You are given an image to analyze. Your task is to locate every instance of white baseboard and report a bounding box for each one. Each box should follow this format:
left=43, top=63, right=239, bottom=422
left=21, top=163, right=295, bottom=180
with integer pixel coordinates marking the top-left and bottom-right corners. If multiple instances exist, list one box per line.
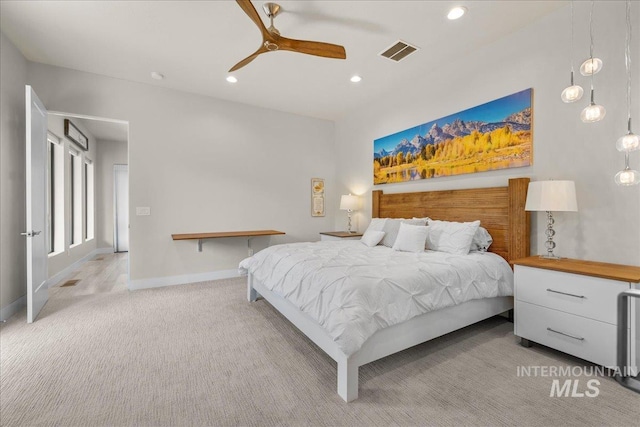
left=0, top=295, right=27, bottom=322
left=128, top=269, right=240, bottom=291
left=47, top=247, right=114, bottom=288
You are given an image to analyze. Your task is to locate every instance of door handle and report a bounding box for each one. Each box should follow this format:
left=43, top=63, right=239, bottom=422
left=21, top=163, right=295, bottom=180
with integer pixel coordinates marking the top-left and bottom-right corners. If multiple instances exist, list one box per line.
left=20, top=230, right=42, bottom=237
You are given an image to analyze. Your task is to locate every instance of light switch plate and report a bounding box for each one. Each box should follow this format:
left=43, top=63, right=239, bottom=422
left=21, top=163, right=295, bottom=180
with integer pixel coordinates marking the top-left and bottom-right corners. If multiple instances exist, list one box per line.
left=136, top=207, right=151, bottom=216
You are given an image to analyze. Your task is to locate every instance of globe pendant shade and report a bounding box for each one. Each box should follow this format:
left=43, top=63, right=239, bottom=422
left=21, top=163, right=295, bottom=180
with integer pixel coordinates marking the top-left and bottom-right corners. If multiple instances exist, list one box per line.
left=616, top=133, right=640, bottom=152
left=614, top=168, right=640, bottom=186
left=561, top=85, right=584, bottom=103
left=580, top=57, right=603, bottom=76
left=581, top=103, right=606, bottom=123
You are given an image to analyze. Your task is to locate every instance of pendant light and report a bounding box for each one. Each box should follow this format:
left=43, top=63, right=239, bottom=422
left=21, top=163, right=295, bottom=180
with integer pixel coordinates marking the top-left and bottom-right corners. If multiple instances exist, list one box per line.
left=615, top=154, right=640, bottom=186
left=580, top=1, right=603, bottom=77
left=580, top=57, right=603, bottom=76
left=615, top=1, right=640, bottom=186
left=616, top=0, right=640, bottom=153
left=581, top=1, right=605, bottom=123
left=561, top=1, right=584, bottom=103
left=581, top=89, right=606, bottom=122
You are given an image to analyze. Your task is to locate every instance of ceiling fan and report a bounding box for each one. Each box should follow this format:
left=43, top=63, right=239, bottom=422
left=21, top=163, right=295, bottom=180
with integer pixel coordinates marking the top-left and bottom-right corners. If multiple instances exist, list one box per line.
left=230, top=0, right=347, bottom=72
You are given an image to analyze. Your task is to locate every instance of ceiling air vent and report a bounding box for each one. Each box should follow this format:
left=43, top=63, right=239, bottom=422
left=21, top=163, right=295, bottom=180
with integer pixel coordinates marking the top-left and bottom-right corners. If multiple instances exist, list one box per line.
left=379, top=40, right=419, bottom=62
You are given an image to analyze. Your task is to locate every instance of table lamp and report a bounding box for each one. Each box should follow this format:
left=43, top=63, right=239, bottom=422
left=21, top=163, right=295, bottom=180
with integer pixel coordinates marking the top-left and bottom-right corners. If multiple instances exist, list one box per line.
left=340, top=194, right=360, bottom=233
left=525, top=180, right=578, bottom=259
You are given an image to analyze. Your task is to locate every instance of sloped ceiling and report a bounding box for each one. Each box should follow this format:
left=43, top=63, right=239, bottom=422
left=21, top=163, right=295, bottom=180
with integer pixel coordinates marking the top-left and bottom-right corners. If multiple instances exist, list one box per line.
left=1, top=1, right=566, bottom=121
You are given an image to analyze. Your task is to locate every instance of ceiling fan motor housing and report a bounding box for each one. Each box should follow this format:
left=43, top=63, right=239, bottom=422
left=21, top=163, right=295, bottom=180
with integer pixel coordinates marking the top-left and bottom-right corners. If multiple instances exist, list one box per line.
left=262, top=2, right=281, bottom=18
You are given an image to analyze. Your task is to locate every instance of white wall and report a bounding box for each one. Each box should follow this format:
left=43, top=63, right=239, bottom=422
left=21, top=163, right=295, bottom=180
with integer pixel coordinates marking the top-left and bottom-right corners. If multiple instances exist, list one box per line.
left=46, top=114, right=98, bottom=278
left=96, top=139, right=127, bottom=249
left=0, top=33, right=27, bottom=314
left=334, top=2, right=640, bottom=266
left=26, top=64, right=337, bottom=285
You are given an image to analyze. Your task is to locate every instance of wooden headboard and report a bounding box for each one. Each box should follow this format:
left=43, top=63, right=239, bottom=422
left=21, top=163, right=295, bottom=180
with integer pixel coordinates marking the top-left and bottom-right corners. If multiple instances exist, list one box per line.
left=372, top=177, right=530, bottom=263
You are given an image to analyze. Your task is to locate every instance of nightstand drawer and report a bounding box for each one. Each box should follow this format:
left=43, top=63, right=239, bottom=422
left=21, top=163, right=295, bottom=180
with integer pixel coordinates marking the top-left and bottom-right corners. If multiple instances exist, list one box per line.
left=516, top=301, right=620, bottom=368
left=515, top=265, right=628, bottom=324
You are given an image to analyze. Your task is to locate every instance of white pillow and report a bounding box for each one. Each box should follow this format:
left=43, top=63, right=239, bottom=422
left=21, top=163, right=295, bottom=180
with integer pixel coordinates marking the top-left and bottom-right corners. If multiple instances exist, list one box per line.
left=381, top=218, right=427, bottom=248
left=392, top=223, right=428, bottom=253
left=360, top=230, right=386, bottom=247
left=364, top=218, right=387, bottom=233
left=426, top=220, right=481, bottom=255
left=470, top=227, right=493, bottom=252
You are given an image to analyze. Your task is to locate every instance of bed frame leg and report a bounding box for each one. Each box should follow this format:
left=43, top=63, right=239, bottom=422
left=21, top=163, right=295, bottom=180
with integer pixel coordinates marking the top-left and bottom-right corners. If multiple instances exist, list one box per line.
left=247, top=275, right=259, bottom=302
left=337, top=358, right=359, bottom=402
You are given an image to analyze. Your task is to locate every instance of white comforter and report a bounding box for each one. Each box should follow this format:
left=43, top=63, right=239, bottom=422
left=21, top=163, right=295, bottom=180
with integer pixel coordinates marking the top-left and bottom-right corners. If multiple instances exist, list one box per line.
left=239, top=241, right=514, bottom=356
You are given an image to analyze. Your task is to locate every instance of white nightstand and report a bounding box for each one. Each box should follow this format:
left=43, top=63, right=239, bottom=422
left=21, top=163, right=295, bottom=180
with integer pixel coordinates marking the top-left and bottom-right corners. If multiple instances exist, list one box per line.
left=512, top=256, right=639, bottom=371
left=319, top=231, right=363, bottom=241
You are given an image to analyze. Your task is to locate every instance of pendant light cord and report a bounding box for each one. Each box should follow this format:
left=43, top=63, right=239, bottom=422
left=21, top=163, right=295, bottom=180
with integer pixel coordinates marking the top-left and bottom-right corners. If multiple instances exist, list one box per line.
left=589, top=0, right=595, bottom=93
left=570, top=1, right=575, bottom=74
left=625, top=0, right=632, bottom=127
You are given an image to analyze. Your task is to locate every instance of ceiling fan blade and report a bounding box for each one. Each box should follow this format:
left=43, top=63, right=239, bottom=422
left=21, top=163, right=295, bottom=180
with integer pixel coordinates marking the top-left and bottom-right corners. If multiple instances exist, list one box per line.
left=235, top=0, right=269, bottom=39
left=229, top=45, right=269, bottom=72
left=278, top=36, right=346, bottom=60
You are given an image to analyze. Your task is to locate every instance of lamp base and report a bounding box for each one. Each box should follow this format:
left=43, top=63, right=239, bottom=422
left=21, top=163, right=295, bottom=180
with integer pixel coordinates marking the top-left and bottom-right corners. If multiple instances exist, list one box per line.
left=538, top=254, right=562, bottom=260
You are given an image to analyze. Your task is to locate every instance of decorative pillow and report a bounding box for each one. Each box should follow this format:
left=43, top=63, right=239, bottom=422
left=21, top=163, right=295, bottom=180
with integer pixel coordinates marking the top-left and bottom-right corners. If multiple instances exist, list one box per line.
left=470, top=226, right=493, bottom=252
left=392, top=223, right=429, bottom=253
left=413, top=217, right=432, bottom=223
left=425, top=220, right=481, bottom=255
left=360, top=230, right=386, bottom=247
left=364, top=218, right=387, bottom=233
left=381, top=218, right=427, bottom=248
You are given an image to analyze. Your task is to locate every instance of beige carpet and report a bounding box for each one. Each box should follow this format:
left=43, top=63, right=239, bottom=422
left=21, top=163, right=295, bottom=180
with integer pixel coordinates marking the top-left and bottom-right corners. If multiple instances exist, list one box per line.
left=1, top=268, right=639, bottom=426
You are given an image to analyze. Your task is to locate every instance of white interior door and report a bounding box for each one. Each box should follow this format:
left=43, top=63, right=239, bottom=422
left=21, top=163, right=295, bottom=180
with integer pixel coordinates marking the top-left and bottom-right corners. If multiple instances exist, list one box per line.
left=114, top=164, right=129, bottom=252
left=25, top=86, right=48, bottom=323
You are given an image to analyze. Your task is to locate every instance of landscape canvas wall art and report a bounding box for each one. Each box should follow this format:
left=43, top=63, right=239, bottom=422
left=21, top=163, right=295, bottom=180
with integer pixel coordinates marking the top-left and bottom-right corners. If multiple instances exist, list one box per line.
left=373, top=88, right=533, bottom=185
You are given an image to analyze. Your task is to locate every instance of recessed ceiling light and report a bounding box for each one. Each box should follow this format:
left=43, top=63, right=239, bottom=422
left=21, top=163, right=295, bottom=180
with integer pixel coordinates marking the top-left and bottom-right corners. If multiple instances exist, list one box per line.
left=226, top=75, right=238, bottom=83
left=150, top=71, right=164, bottom=80
left=350, top=75, right=362, bottom=83
left=447, top=6, right=467, bottom=20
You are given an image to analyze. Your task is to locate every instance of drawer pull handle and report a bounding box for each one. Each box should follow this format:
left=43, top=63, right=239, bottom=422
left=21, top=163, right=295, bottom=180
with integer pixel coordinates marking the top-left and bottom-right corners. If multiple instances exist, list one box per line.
left=546, top=288, right=585, bottom=299
left=547, top=327, right=585, bottom=341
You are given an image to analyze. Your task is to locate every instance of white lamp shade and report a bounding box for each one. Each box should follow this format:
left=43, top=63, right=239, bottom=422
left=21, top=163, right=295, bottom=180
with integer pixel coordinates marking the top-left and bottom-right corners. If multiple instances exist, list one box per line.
left=340, top=194, right=360, bottom=211
left=525, top=181, right=578, bottom=212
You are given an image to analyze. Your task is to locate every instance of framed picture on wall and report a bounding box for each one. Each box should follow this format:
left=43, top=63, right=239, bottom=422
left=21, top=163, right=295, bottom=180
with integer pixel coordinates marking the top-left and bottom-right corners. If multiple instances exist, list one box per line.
left=373, top=88, right=533, bottom=185
left=311, top=178, right=325, bottom=217
left=64, top=119, right=89, bottom=151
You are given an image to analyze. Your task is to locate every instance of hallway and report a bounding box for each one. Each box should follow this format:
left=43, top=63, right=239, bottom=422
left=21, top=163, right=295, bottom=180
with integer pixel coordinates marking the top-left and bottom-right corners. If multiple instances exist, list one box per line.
left=52, top=252, right=128, bottom=297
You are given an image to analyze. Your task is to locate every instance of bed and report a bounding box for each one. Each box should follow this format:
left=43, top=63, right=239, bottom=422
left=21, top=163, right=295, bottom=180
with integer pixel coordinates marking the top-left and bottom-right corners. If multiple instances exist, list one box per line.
left=241, top=177, right=530, bottom=402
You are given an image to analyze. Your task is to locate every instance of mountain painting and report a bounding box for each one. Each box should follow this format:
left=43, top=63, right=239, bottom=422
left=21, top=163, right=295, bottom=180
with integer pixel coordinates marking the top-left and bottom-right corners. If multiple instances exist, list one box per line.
left=373, top=88, right=533, bottom=185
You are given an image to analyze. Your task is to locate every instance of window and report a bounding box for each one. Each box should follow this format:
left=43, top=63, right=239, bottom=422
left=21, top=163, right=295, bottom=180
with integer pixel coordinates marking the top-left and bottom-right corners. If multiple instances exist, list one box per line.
left=47, top=133, right=64, bottom=254
left=70, top=149, right=82, bottom=245
left=48, top=140, right=54, bottom=253
left=85, top=160, right=94, bottom=240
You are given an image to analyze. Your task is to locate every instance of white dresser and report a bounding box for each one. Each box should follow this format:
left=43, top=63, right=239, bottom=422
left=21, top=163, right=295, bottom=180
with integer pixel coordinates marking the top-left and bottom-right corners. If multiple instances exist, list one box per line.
left=513, top=257, right=639, bottom=372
